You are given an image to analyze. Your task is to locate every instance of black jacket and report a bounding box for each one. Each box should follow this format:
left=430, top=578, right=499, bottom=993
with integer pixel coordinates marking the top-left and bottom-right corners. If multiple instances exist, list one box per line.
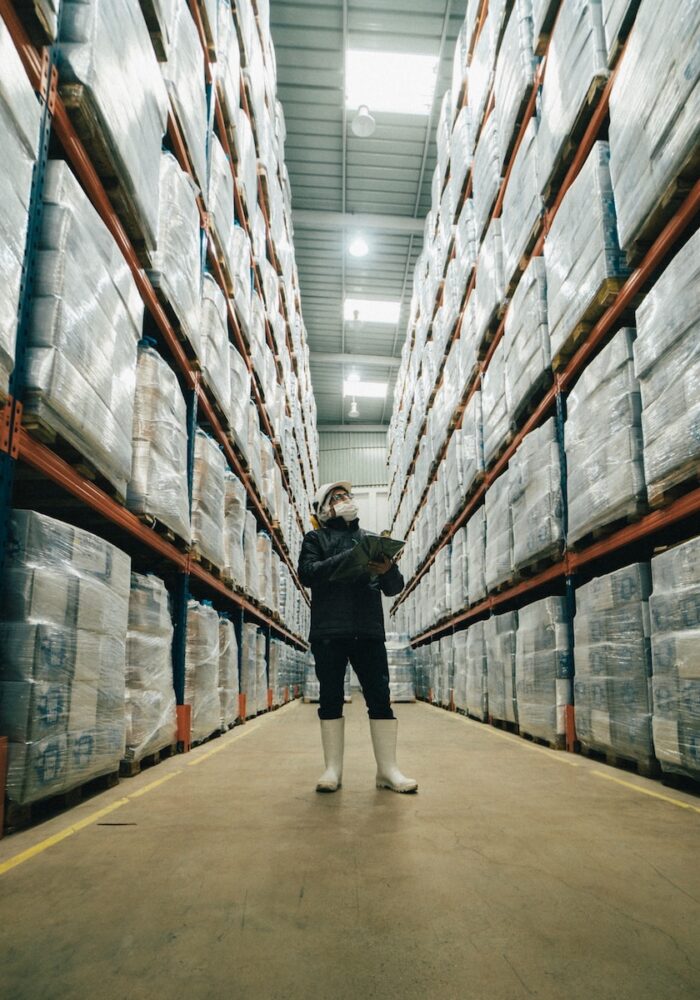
left=298, top=518, right=405, bottom=641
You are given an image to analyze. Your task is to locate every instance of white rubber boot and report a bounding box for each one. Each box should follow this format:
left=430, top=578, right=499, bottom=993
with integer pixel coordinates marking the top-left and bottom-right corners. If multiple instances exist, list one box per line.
left=316, top=718, right=344, bottom=792
left=370, top=719, right=418, bottom=793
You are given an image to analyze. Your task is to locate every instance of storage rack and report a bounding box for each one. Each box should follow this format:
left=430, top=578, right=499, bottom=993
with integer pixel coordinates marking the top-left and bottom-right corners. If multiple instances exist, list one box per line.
left=0, top=0, right=314, bottom=729
left=387, top=0, right=699, bottom=658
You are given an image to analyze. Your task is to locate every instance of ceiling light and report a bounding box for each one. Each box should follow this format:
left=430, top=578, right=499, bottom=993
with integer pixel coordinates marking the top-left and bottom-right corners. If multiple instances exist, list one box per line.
left=346, top=370, right=360, bottom=384
left=348, top=398, right=360, bottom=419
left=343, top=379, right=388, bottom=399
left=349, top=235, right=369, bottom=258
left=351, top=104, right=376, bottom=138
left=346, top=49, right=440, bottom=116
left=344, top=298, right=401, bottom=324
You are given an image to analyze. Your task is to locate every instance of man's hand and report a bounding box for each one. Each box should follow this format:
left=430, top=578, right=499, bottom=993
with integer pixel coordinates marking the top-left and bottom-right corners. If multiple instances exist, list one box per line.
left=367, top=556, right=393, bottom=576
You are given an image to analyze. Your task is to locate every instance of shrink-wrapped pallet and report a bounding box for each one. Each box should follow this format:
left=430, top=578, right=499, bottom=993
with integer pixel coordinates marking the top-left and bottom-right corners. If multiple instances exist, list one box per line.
left=243, top=510, right=260, bottom=600
left=256, top=532, right=273, bottom=610
left=544, top=142, right=628, bottom=364
left=229, top=343, right=251, bottom=455
left=472, top=112, right=501, bottom=239
left=466, top=620, right=488, bottom=720
left=223, top=471, right=247, bottom=587
left=150, top=153, right=202, bottom=359
left=515, top=596, right=572, bottom=743
left=461, top=389, right=484, bottom=498
left=566, top=328, right=646, bottom=543
left=184, top=600, right=220, bottom=742
left=510, top=418, right=564, bottom=573
left=218, top=615, right=239, bottom=729
left=503, top=256, right=550, bottom=425
left=633, top=230, right=700, bottom=507
left=494, top=0, right=537, bottom=169
left=0, top=21, right=42, bottom=396
left=216, top=0, right=240, bottom=115
left=574, top=563, right=653, bottom=764
left=454, top=198, right=478, bottom=289
left=601, top=0, right=639, bottom=63
left=649, top=537, right=700, bottom=780
left=485, top=468, right=513, bottom=592
left=231, top=225, right=253, bottom=335
left=537, top=0, right=608, bottom=193
left=436, top=91, right=453, bottom=185
left=481, top=336, right=510, bottom=467
left=124, top=573, right=176, bottom=763
left=450, top=527, right=469, bottom=615
left=485, top=611, right=518, bottom=724
left=160, top=0, right=208, bottom=190
left=501, top=117, right=542, bottom=287
left=466, top=503, right=487, bottom=604
left=25, top=161, right=142, bottom=496
left=57, top=0, right=168, bottom=251
left=191, top=430, right=226, bottom=569
left=127, top=344, right=190, bottom=542
left=532, top=0, right=559, bottom=50
left=255, top=628, right=268, bottom=714
left=386, top=636, right=415, bottom=702
left=0, top=511, right=130, bottom=806
left=452, top=629, right=468, bottom=711
left=451, top=19, right=469, bottom=117
left=608, top=0, right=699, bottom=251
left=208, top=134, right=235, bottom=273
left=450, top=107, right=474, bottom=207
left=201, top=275, right=232, bottom=418
left=233, top=107, right=256, bottom=216
left=438, top=635, right=454, bottom=708
left=468, top=11, right=495, bottom=132
left=474, top=217, right=505, bottom=347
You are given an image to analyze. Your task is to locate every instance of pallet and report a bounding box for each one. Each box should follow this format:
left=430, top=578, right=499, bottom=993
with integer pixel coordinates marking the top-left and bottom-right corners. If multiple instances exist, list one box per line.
left=605, top=0, right=642, bottom=69
left=12, top=0, right=56, bottom=45
left=512, top=546, right=564, bottom=582
left=542, top=73, right=610, bottom=206
left=209, top=227, right=236, bottom=296
left=195, top=0, right=218, bottom=62
left=138, top=0, right=169, bottom=61
left=624, top=151, right=700, bottom=267
left=567, top=504, right=647, bottom=552
left=551, top=277, right=628, bottom=373
left=579, top=743, right=660, bottom=779
left=137, top=513, right=190, bottom=552
left=647, top=466, right=700, bottom=511
left=190, top=728, right=224, bottom=750
left=59, top=84, right=153, bottom=265
left=505, top=213, right=545, bottom=297
left=489, top=716, right=520, bottom=735
left=4, top=770, right=120, bottom=835
left=148, top=274, right=202, bottom=369
left=509, top=367, right=554, bottom=432
left=520, top=730, right=566, bottom=751
left=190, top=549, right=224, bottom=579
left=119, top=743, right=178, bottom=778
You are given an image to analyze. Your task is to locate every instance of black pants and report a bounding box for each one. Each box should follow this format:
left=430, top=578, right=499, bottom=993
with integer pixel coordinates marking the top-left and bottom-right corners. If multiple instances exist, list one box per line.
left=311, top=637, right=395, bottom=720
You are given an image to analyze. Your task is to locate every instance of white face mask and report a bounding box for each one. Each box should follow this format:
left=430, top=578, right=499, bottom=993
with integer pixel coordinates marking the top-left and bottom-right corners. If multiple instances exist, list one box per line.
left=320, top=498, right=359, bottom=524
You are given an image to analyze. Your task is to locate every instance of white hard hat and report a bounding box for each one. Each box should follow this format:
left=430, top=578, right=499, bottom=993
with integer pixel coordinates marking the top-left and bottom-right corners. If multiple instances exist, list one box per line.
left=312, top=481, right=352, bottom=512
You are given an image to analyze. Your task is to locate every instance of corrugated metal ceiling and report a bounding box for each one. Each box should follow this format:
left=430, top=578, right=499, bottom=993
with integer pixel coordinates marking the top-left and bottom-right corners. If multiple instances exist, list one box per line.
left=270, top=0, right=467, bottom=426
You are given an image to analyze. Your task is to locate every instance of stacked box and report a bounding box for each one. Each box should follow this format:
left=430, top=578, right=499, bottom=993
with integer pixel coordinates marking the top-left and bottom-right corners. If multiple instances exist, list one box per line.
left=386, top=636, right=416, bottom=702
left=127, top=343, right=191, bottom=543
left=230, top=226, right=253, bottom=336
left=160, top=0, right=208, bottom=190
left=191, top=430, right=226, bottom=569
left=201, top=275, right=232, bottom=418
left=466, top=620, right=488, bottom=720
left=57, top=0, right=168, bottom=251
left=608, top=0, right=699, bottom=250
left=466, top=504, right=487, bottom=604
left=649, top=538, right=700, bottom=780
left=474, top=217, right=505, bottom=346
left=124, top=573, right=176, bottom=763
left=472, top=112, right=501, bottom=239
left=218, top=615, right=239, bottom=729
left=574, top=563, right=653, bottom=763
left=486, top=469, right=515, bottom=594
left=510, top=417, right=564, bottom=573
left=216, top=0, right=241, bottom=117
left=0, top=511, right=130, bottom=806
left=208, top=133, right=235, bottom=274
left=454, top=199, right=478, bottom=289
left=229, top=344, right=251, bottom=455
left=256, top=532, right=273, bottom=610
left=450, top=527, right=469, bottom=615
left=25, top=161, right=142, bottom=496
left=461, top=389, right=485, bottom=498
left=515, top=596, right=572, bottom=743
left=501, top=117, right=542, bottom=286
left=633, top=231, right=700, bottom=507
left=544, top=142, right=628, bottom=363
left=601, top=0, right=640, bottom=62
left=223, top=471, right=246, bottom=587
left=255, top=628, right=268, bottom=714
left=566, top=328, right=646, bottom=543
left=184, top=599, right=221, bottom=743
left=0, top=20, right=42, bottom=396
left=452, top=629, right=468, bottom=711
left=243, top=510, right=261, bottom=601
left=438, top=635, right=454, bottom=708
left=494, top=0, right=537, bottom=169
left=481, top=335, right=510, bottom=468
left=468, top=10, right=495, bottom=132
left=485, top=611, right=518, bottom=724
left=503, top=256, right=550, bottom=425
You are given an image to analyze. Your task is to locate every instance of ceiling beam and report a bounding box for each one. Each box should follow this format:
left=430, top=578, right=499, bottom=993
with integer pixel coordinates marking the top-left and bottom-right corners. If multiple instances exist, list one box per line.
left=311, top=352, right=401, bottom=368
left=293, top=209, right=425, bottom=236
left=318, top=424, right=388, bottom=434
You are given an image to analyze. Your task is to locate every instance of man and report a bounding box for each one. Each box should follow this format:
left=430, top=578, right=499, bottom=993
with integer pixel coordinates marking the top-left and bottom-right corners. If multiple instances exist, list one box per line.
left=298, top=481, right=418, bottom=794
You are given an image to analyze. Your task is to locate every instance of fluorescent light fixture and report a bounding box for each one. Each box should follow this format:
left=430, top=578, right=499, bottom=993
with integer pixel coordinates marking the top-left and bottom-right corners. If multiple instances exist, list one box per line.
left=346, top=370, right=360, bottom=384
left=343, top=379, right=388, bottom=399
left=346, top=49, right=440, bottom=116
left=344, top=298, right=401, bottom=324
left=349, top=236, right=369, bottom=258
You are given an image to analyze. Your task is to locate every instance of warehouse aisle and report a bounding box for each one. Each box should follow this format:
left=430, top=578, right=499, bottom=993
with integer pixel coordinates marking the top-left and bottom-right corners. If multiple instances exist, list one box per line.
left=1, top=700, right=699, bottom=1000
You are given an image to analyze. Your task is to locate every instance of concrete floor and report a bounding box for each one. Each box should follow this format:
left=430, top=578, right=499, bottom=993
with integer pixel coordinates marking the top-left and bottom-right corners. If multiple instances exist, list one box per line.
left=1, top=700, right=699, bottom=1000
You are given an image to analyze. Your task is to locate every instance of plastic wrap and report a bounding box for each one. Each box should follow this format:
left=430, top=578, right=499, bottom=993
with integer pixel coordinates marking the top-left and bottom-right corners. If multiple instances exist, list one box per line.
left=574, top=563, right=653, bottom=763
left=184, top=600, right=221, bottom=742
left=230, top=225, right=253, bottom=334
left=127, top=344, right=191, bottom=542
left=485, top=611, right=518, bottom=724
left=450, top=527, right=469, bottom=615
left=191, top=430, right=226, bottom=569
left=223, top=471, right=246, bottom=587
left=208, top=133, right=235, bottom=273
left=25, top=161, right=142, bottom=496
left=229, top=343, right=251, bottom=454
left=451, top=630, right=468, bottom=711
left=466, top=503, right=487, bottom=604
left=0, top=511, right=130, bottom=805
left=255, top=628, right=268, bottom=714
left=485, top=468, right=513, bottom=592
left=57, top=0, right=168, bottom=251
left=201, top=275, right=232, bottom=417
left=160, top=0, right=208, bottom=190
left=386, top=636, right=416, bottom=702
left=515, top=596, right=572, bottom=742
left=608, top=0, right=699, bottom=250
left=537, top=0, right=608, bottom=192
left=649, top=537, right=700, bottom=780
left=466, top=620, right=488, bottom=720
left=510, top=417, right=564, bottom=573
left=124, top=573, right=176, bottom=762
left=532, top=0, right=559, bottom=49
left=501, top=118, right=542, bottom=286
left=481, top=335, right=510, bottom=467
left=216, top=0, right=241, bottom=117
left=601, top=0, right=638, bottom=62
left=234, top=108, right=257, bottom=215
left=472, top=112, right=500, bottom=239
left=451, top=19, right=469, bottom=116
left=468, top=12, right=495, bottom=132
left=460, top=388, right=484, bottom=499
left=474, top=217, right=505, bottom=346
left=150, top=153, right=202, bottom=359
left=503, top=256, right=550, bottom=425
left=633, top=230, right=700, bottom=506
left=566, top=328, right=646, bottom=543
left=0, top=20, right=42, bottom=395
left=243, top=510, right=260, bottom=600
left=218, top=615, right=239, bottom=728
left=494, top=0, right=537, bottom=169
left=450, top=108, right=473, bottom=207
left=256, top=532, right=273, bottom=610
left=544, top=142, right=628, bottom=363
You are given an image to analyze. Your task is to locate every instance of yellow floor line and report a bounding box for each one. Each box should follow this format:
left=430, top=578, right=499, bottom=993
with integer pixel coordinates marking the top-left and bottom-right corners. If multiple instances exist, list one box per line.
left=441, top=707, right=579, bottom=767
left=591, top=770, right=700, bottom=814
left=127, top=770, right=182, bottom=798
left=187, top=721, right=263, bottom=766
